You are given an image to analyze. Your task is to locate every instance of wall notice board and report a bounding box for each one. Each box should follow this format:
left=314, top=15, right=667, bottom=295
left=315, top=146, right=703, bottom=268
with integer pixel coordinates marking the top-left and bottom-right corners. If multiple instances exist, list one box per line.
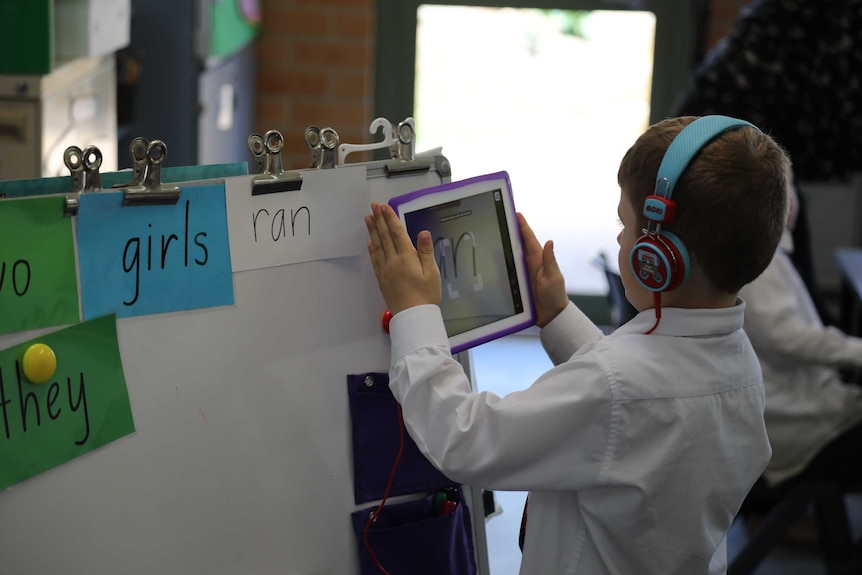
left=0, top=155, right=481, bottom=575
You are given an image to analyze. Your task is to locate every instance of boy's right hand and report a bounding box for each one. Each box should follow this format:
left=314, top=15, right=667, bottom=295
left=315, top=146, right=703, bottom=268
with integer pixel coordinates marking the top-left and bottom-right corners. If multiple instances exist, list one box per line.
left=518, top=213, right=569, bottom=327
left=365, top=202, right=442, bottom=316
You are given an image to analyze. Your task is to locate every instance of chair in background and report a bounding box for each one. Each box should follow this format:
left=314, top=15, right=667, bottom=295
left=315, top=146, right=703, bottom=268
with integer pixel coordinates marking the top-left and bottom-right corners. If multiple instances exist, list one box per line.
left=592, top=253, right=638, bottom=329
left=730, top=479, right=857, bottom=575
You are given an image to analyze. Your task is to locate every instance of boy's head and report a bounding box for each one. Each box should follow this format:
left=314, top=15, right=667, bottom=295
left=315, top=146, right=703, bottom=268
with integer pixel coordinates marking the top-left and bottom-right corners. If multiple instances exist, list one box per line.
left=617, top=116, right=790, bottom=299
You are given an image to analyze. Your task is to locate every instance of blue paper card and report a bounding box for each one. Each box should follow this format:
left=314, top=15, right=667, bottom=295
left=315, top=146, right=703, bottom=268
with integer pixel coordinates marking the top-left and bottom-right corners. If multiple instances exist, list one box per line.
left=77, top=186, right=234, bottom=319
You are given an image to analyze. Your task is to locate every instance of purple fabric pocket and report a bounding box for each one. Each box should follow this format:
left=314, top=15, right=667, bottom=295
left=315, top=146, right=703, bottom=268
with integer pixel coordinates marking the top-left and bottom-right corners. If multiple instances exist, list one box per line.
left=351, top=490, right=478, bottom=575
left=347, top=372, right=458, bottom=504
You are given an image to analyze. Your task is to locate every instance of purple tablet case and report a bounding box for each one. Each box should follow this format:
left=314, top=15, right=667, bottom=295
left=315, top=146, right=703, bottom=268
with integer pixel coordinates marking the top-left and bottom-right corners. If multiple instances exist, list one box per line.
left=388, top=171, right=535, bottom=354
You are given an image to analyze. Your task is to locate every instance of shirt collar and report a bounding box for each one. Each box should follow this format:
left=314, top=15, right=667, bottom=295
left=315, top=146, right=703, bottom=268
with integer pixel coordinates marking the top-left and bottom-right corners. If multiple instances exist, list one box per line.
left=610, top=299, right=746, bottom=338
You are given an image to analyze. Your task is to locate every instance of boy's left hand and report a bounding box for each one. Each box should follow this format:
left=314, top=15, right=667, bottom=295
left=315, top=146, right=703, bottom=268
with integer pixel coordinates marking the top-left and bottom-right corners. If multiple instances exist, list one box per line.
left=365, top=202, right=442, bottom=316
left=518, top=212, right=569, bottom=327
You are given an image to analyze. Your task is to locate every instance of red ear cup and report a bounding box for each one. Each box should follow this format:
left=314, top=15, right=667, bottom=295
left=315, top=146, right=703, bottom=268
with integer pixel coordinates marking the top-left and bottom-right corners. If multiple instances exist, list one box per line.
left=631, top=237, right=674, bottom=292
left=629, top=231, right=690, bottom=292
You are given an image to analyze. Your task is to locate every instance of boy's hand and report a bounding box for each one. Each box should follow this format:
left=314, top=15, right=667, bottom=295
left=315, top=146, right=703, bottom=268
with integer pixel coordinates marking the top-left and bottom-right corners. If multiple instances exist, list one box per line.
left=518, top=213, right=569, bottom=327
left=365, top=202, right=441, bottom=315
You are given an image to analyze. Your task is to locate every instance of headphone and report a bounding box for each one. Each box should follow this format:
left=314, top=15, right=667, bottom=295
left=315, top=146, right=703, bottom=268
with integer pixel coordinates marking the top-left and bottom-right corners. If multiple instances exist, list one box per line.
left=629, top=115, right=757, bottom=292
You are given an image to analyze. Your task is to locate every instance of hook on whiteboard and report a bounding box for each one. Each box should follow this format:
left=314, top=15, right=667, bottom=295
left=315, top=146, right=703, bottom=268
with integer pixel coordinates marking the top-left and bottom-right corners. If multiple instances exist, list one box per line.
left=337, top=118, right=397, bottom=165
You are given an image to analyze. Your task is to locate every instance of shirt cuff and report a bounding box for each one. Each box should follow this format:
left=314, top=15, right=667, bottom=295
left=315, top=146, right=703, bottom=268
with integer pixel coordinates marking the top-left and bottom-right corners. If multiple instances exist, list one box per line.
left=389, top=304, right=450, bottom=363
left=540, top=302, right=601, bottom=364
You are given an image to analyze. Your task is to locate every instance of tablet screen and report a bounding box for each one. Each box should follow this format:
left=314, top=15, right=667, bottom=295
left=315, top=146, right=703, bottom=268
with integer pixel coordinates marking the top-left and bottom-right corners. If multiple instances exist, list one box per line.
left=389, top=171, right=534, bottom=353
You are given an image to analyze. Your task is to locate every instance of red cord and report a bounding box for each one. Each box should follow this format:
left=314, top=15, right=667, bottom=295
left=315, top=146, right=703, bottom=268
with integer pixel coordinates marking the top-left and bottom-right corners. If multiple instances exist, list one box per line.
left=363, top=403, right=406, bottom=575
left=644, top=292, right=662, bottom=335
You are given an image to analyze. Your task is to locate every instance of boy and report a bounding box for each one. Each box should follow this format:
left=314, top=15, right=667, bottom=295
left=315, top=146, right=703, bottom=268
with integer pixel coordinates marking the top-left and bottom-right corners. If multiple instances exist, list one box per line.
left=364, top=116, right=789, bottom=574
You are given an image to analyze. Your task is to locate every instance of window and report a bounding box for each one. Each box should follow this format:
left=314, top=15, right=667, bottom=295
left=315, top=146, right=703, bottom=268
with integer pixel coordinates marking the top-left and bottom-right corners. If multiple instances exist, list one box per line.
left=375, top=0, right=697, bottom=293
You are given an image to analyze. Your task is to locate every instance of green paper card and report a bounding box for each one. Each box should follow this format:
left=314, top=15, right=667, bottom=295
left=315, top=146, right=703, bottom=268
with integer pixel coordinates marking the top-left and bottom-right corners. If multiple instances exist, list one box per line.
left=0, top=196, right=80, bottom=334
left=0, top=314, right=135, bottom=490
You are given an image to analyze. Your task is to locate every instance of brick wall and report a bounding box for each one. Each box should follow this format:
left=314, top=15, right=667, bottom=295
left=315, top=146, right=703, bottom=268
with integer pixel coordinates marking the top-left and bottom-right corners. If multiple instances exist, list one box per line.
left=253, top=0, right=755, bottom=171
left=254, top=0, right=375, bottom=170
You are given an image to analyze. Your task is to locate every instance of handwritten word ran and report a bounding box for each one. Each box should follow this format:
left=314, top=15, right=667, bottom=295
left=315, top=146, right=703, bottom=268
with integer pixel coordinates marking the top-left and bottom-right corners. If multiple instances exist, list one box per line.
left=252, top=206, right=311, bottom=242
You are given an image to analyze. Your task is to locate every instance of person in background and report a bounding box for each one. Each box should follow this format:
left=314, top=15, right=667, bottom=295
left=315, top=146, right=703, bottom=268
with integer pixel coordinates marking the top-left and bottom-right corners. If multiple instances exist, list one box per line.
left=738, top=171, right=862, bottom=520
left=674, top=0, right=862, bottom=329
left=364, top=115, right=789, bottom=574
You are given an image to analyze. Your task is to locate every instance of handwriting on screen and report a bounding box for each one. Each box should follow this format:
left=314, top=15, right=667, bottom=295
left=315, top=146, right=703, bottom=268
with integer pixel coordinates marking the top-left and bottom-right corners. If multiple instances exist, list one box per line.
left=434, top=233, right=483, bottom=299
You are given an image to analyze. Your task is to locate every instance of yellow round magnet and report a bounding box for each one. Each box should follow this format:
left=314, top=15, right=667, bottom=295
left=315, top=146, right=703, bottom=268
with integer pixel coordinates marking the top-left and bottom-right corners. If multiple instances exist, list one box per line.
left=22, top=343, right=57, bottom=384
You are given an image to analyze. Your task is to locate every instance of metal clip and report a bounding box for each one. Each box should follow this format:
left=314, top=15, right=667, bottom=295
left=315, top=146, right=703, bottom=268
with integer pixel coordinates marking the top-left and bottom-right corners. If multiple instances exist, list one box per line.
left=306, top=126, right=340, bottom=170
left=112, top=137, right=150, bottom=188
left=63, top=146, right=86, bottom=216
left=384, top=117, right=431, bottom=176
left=264, top=129, right=285, bottom=175
left=304, top=126, right=322, bottom=169
left=63, top=145, right=106, bottom=215
left=82, top=146, right=103, bottom=191
left=247, top=133, right=269, bottom=174
left=123, top=140, right=181, bottom=206
left=395, top=117, right=415, bottom=162
left=250, top=130, right=303, bottom=195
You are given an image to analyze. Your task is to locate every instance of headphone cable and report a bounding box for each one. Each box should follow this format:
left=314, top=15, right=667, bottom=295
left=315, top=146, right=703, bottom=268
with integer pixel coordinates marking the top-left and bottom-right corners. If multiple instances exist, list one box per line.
left=363, top=402, right=406, bottom=575
left=644, top=292, right=662, bottom=335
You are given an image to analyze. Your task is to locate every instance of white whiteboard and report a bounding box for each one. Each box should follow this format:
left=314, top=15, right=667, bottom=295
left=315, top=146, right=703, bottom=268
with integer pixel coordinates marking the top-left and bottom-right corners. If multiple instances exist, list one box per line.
left=0, top=158, right=476, bottom=575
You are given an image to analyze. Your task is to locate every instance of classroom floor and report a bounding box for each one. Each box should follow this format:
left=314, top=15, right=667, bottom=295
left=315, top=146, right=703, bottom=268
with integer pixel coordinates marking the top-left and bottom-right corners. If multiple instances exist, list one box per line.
left=469, top=333, right=862, bottom=575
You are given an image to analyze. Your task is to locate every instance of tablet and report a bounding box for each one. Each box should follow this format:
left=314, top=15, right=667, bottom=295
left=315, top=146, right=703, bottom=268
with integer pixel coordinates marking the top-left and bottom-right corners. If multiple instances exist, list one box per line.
left=389, top=171, right=535, bottom=354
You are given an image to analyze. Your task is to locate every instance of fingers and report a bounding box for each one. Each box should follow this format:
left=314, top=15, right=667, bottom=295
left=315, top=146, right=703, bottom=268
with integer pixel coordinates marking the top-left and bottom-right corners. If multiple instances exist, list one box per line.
left=370, top=202, right=417, bottom=257
left=371, top=202, right=398, bottom=258
left=364, top=213, right=380, bottom=252
left=518, top=212, right=537, bottom=245
left=381, top=202, right=408, bottom=247
left=518, top=213, right=544, bottom=257
left=364, top=214, right=383, bottom=274
left=519, top=213, right=562, bottom=284
left=364, top=204, right=441, bottom=314
left=381, top=203, right=419, bottom=258
left=415, top=230, right=437, bottom=275
left=542, top=240, right=560, bottom=277
left=518, top=212, right=545, bottom=285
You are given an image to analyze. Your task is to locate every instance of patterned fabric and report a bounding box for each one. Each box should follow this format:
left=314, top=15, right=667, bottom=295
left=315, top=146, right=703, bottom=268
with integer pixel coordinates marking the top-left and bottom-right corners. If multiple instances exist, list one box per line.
left=675, top=0, right=862, bottom=181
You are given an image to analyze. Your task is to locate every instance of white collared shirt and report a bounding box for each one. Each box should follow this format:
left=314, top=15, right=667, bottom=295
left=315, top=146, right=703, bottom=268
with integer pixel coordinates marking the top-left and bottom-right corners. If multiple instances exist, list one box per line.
left=388, top=301, right=770, bottom=575
left=739, top=231, right=862, bottom=485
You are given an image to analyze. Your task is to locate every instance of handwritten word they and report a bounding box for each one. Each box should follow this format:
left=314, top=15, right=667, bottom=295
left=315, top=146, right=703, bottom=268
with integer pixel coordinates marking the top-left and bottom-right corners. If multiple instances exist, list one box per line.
left=0, top=362, right=90, bottom=446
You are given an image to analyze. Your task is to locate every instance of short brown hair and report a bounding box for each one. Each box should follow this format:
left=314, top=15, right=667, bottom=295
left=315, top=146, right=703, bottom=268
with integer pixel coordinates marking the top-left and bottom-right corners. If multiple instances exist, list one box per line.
left=618, top=116, right=790, bottom=294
